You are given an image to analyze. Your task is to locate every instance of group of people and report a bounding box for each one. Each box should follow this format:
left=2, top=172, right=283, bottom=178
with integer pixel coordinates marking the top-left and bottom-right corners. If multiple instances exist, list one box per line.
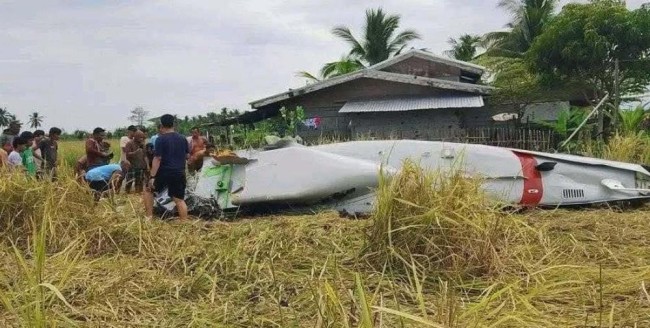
left=1, top=120, right=62, bottom=179
left=3, top=114, right=231, bottom=222
left=85, top=114, right=235, bottom=221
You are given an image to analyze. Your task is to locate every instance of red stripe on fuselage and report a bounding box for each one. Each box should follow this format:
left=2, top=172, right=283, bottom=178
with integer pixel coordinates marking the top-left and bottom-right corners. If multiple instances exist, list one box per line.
left=512, top=151, right=543, bottom=206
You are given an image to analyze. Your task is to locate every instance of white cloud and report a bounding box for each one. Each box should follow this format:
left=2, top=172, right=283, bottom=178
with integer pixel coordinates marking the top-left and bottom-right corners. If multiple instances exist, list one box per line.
left=0, top=0, right=646, bottom=131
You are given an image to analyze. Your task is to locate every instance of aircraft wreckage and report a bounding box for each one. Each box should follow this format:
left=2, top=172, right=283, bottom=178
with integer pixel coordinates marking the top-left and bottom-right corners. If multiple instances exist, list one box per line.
left=154, top=139, right=650, bottom=218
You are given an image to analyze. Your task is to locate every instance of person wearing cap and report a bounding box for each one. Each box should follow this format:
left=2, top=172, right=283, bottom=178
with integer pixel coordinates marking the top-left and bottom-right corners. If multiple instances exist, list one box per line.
left=85, top=127, right=112, bottom=170
left=0, top=120, right=21, bottom=151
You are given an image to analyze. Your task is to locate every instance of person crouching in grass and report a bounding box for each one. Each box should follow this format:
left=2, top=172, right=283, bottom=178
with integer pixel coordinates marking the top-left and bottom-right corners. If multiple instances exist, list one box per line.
left=124, top=130, right=148, bottom=193
left=84, top=161, right=130, bottom=201
left=74, top=155, right=88, bottom=183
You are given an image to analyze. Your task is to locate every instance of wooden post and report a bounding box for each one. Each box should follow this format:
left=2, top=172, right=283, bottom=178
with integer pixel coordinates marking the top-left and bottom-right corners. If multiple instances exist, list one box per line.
left=612, top=59, right=620, bottom=128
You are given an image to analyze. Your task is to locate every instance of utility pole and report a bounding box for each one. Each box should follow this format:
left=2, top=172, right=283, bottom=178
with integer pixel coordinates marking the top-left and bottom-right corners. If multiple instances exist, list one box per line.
left=612, top=59, right=620, bottom=128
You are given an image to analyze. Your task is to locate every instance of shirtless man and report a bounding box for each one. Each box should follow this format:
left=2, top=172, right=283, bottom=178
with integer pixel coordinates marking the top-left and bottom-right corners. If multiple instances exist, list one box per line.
left=187, top=126, right=207, bottom=173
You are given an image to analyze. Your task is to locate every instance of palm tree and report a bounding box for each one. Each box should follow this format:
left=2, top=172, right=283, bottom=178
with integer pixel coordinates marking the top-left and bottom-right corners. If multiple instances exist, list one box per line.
left=28, top=112, right=44, bottom=129
left=333, top=8, right=421, bottom=66
left=297, top=8, right=420, bottom=83
left=445, top=34, right=482, bottom=61
left=297, top=55, right=365, bottom=82
left=483, top=0, right=557, bottom=58
left=0, top=108, right=13, bottom=128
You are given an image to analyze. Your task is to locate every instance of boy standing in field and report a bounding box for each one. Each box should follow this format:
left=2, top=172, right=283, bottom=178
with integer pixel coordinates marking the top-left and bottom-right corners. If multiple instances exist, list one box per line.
left=32, top=130, right=45, bottom=178
left=0, top=138, right=11, bottom=167
left=19, top=131, right=37, bottom=177
left=39, top=127, right=61, bottom=180
left=124, top=130, right=148, bottom=193
left=8, top=137, right=28, bottom=171
left=120, top=125, right=137, bottom=190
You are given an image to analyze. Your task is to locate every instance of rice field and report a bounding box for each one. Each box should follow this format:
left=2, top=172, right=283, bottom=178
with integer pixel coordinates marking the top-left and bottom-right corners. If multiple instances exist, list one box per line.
left=1, top=140, right=649, bottom=327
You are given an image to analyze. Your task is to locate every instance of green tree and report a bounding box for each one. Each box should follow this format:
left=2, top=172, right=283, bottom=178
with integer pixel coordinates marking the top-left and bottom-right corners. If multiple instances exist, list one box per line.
left=483, top=0, right=558, bottom=58
left=297, top=56, right=365, bottom=82
left=28, top=112, right=44, bottom=128
left=299, top=8, right=419, bottom=82
left=333, top=8, right=420, bottom=66
left=0, top=108, right=14, bottom=128
left=528, top=0, right=650, bottom=133
left=445, top=34, right=482, bottom=61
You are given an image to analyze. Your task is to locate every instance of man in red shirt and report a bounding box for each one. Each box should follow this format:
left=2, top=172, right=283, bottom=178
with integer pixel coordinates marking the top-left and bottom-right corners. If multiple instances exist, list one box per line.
left=85, top=127, right=112, bottom=170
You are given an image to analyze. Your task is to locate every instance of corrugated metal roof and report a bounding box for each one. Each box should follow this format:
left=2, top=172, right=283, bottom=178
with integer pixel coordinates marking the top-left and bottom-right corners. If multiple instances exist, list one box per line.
left=339, top=95, right=484, bottom=113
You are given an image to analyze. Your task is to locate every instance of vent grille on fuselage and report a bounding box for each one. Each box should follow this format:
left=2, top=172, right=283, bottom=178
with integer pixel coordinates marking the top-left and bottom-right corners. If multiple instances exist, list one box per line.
left=562, top=189, right=585, bottom=199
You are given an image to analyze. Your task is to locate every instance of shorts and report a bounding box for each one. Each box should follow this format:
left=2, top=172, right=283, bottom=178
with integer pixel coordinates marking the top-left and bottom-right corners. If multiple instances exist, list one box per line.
left=126, top=168, right=146, bottom=182
left=88, top=180, right=110, bottom=193
left=154, top=171, right=186, bottom=199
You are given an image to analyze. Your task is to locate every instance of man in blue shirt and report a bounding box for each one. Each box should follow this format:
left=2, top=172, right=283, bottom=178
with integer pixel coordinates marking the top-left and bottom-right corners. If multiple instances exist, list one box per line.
left=143, top=114, right=190, bottom=221
left=85, top=161, right=130, bottom=200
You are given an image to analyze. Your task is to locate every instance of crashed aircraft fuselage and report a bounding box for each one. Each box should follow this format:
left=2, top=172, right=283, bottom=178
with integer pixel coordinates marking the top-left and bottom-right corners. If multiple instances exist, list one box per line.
left=154, top=140, right=650, bottom=217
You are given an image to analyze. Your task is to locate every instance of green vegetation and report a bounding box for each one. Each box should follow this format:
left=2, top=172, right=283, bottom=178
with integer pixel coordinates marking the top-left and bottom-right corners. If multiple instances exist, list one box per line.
left=2, top=146, right=650, bottom=326
left=444, top=34, right=482, bottom=61
left=482, top=0, right=558, bottom=59
left=299, top=8, right=421, bottom=82
left=28, top=112, right=44, bottom=129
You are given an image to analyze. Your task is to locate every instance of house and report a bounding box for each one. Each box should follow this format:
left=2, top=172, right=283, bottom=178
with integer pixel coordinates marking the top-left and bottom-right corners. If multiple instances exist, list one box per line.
left=226, top=49, right=572, bottom=141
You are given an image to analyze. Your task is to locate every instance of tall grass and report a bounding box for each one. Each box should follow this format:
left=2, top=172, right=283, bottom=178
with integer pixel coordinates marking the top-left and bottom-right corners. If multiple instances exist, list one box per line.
left=59, top=139, right=121, bottom=167
left=363, top=160, right=528, bottom=278
left=581, top=133, right=650, bottom=164
left=0, top=140, right=649, bottom=326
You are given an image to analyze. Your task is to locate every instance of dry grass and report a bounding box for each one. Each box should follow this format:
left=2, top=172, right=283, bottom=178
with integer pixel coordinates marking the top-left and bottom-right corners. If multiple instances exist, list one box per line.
left=363, top=160, right=529, bottom=279
left=1, top=141, right=650, bottom=327
left=581, top=133, right=650, bottom=165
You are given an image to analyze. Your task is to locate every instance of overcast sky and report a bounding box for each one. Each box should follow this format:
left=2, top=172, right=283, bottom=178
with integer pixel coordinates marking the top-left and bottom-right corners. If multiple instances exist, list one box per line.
left=0, top=0, right=646, bottom=132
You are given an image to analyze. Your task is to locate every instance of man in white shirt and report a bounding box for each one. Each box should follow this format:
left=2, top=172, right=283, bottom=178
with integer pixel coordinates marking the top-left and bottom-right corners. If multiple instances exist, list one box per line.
left=8, top=137, right=28, bottom=170
left=119, top=126, right=137, bottom=192
left=120, top=125, right=137, bottom=162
